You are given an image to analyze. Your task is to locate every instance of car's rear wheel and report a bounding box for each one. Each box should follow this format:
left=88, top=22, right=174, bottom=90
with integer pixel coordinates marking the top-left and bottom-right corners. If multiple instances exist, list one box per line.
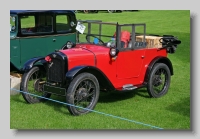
left=20, top=66, right=51, bottom=103
left=147, top=63, right=171, bottom=98
left=66, top=73, right=100, bottom=116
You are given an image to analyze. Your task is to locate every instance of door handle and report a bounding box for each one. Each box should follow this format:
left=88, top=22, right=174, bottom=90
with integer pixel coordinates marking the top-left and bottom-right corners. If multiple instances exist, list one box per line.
left=53, top=39, right=56, bottom=42
left=141, top=56, right=145, bottom=58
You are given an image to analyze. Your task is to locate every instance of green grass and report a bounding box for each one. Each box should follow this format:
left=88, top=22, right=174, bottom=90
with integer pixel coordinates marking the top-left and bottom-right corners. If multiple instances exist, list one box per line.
left=10, top=10, right=190, bottom=130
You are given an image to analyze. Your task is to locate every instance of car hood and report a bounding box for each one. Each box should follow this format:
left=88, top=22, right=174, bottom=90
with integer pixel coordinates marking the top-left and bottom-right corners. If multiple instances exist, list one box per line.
left=59, top=44, right=110, bottom=69
left=76, top=44, right=110, bottom=55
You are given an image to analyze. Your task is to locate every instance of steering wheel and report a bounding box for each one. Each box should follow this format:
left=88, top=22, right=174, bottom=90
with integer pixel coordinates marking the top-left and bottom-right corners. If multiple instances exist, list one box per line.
left=86, top=34, right=105, bottom=45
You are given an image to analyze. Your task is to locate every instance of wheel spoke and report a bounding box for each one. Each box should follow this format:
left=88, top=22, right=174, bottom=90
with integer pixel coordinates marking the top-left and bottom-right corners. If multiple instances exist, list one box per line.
left=73, top=79, right=96, bottom=111
left=147, top=63, right=170, bottom=98
left=152, top=68, right=167, bottom=94
left=21, top=67, right=51, bottom=103
left=27, top=70, right=47, bottom=99
left=66, top=73, right=100, bottom=115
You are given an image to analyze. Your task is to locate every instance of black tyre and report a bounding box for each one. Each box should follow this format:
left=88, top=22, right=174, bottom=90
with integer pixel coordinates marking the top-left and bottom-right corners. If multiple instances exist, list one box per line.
left=147, top=63, right=171, bottom=98
left=20, top=66, right=51, bottom=103
left=66, top=73, right=100, bottom=116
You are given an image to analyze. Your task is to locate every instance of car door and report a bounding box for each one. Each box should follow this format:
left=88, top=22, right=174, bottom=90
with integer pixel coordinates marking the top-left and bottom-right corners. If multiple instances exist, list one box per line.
left=116, top=48, right=145, bottom=79
left=18, top=14, right=56, bottom=69
left=116, top=23, right=146, bottom=79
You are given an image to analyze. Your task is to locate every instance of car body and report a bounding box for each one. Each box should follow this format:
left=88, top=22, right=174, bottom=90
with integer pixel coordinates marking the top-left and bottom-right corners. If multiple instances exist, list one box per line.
left=20, top=20, right=181, bottom=116
left=10, top=10, right=77, bottom=73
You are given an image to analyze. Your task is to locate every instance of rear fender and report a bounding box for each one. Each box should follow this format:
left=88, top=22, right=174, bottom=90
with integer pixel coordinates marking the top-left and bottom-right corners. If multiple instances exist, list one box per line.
left=144, top=56, right=173, bottom=84
left=65, top=66, right=115, bottom=91
left=21, top=57, right=47, bottom=73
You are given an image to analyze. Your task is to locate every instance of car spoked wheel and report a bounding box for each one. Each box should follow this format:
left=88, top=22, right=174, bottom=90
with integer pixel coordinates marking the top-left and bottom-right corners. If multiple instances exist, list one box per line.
left=75, top=82, right=95, bottom=108
left=66, top=73, right=100, bottom=116
left=20, top=66, right=51, bottom=103
left=34, top=79, right=46, bottom=92
left=147, top=63, right=171, bottom=98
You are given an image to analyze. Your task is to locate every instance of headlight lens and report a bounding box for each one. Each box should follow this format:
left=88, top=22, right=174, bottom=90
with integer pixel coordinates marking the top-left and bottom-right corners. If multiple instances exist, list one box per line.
left=110, top=48, right=117, bottom=57
left=66, top=41, right=73, bottom=49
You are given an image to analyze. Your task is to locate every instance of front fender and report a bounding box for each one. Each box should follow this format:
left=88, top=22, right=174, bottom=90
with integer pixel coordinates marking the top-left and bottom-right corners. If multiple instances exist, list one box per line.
left=65, top=65, right=115, bottom=91
left=65, top=65, right=87, bottom=81
left=21, top=57, right=46, bottom=72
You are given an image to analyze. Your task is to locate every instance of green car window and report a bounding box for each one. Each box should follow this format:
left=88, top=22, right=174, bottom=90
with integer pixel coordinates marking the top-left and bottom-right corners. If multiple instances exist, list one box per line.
left=56, top=15, right=71, bottom=33
left=20, top=14, right=53, bottom=34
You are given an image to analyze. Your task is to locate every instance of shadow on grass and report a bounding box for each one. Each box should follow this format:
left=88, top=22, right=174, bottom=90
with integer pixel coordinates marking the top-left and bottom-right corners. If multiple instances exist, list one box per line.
left=98, top=88, right=150, bottom=103
left=165, top=97, right=190, bottom=118
left=98, top=91, right=136, bottom=103
left=10, top=93, right=71, bottom=116
left=134, top=88, right=151, bottom=98
left=12, top=86, right=188, bottom=117
left=43, top=95, right=72, bottom=116
left=11, top=87, right=151, bottom=116
left=43, top=88, right=151, bottom=115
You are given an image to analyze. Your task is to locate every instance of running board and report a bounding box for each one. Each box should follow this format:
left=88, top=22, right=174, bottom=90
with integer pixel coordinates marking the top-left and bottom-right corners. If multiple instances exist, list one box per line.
left=122, top=84, right=137, bottom=90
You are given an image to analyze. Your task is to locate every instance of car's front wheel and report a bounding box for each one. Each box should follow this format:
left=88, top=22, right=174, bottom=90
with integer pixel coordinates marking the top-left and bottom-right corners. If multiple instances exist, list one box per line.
left=147, top=63, right=171, bottom=98
left=66, top=73, right=100, bottom=116
left=20, top=66, right=51, bottom=103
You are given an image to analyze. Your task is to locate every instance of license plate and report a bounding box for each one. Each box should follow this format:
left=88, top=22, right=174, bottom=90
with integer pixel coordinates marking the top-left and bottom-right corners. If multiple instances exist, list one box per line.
left=43, top=84, right=66, bottom=96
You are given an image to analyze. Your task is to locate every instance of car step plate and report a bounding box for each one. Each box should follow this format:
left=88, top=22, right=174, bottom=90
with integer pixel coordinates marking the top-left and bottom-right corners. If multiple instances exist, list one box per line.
left=122, top=84, right=137, bottom=90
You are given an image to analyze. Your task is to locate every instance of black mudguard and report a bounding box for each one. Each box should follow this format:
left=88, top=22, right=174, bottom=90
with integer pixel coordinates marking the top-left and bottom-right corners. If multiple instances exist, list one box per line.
left=21, top=57, right=47, bottom=73
left=144, top=56, right=173, bottom=84
left=65, top=65, right=115, bottom=91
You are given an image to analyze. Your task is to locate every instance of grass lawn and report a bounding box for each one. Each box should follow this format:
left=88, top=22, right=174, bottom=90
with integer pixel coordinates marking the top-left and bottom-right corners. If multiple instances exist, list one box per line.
left=10, top=10, right=190, bottom=129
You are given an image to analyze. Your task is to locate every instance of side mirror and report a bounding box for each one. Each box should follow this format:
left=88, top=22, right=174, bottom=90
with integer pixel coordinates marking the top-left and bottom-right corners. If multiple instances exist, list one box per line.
left=70, top=21, right=76, bottom=27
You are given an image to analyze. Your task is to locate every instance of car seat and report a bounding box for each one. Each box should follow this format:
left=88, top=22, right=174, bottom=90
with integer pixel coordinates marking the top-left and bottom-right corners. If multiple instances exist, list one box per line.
left=113, top=31, right=131, bottom=48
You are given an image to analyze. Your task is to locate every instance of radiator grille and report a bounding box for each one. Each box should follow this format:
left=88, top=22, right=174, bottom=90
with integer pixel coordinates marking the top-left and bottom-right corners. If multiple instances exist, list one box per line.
left=47, top=58, right=63, bottom=82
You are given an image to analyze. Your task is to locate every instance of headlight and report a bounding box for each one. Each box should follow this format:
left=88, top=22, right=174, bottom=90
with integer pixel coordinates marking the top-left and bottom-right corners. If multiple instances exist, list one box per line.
left=109, top=48, right=119, bottom=57
left=66, top=41, right=73, bottom=49
left=61, top=41, right=75, bottom=50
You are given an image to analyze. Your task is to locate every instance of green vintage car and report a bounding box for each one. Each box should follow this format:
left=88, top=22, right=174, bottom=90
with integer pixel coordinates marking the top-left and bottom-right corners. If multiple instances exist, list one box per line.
left=10, top=10, right=77, bottom=73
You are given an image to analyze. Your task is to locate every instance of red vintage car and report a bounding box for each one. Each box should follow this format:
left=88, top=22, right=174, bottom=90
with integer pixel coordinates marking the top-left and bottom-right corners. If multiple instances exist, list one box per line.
left=20, top=20, right=181, bottom=116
